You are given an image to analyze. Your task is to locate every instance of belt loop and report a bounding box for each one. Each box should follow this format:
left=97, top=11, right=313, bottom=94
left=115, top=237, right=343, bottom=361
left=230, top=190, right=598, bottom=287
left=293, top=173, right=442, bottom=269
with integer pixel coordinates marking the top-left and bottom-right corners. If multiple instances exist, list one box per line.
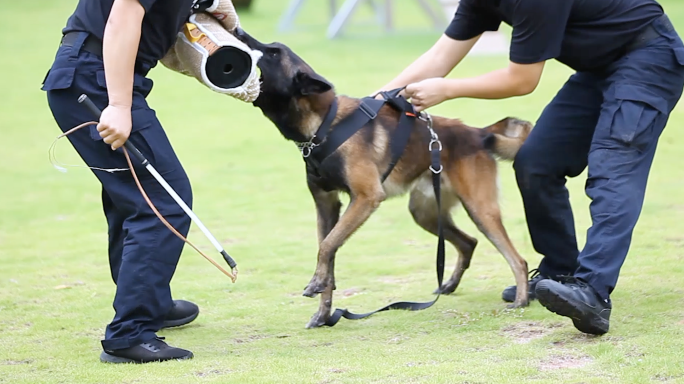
left=68, top=32, right=89, bottom=60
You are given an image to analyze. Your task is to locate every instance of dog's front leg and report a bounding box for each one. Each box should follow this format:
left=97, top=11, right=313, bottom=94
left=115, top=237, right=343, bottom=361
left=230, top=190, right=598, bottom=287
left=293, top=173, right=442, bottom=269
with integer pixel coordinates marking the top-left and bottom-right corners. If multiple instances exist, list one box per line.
left=304, top=180, right=385, bottom=328
left=304, top=190, right=384, bottom=298
left=309, top=180, right=342, bottom=246
left=304, top=180, right=342, bottom=329
left=309, top=180, right=342, bottom=290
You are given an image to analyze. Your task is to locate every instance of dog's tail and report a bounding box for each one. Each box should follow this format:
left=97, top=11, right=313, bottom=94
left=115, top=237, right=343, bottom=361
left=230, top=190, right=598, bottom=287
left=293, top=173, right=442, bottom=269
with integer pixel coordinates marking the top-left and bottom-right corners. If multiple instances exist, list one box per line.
left=482, top=117, right=533, bottom=161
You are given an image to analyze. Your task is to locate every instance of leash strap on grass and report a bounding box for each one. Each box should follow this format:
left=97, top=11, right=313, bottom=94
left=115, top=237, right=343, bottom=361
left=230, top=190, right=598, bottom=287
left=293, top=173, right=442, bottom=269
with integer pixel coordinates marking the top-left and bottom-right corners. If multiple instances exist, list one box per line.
left=324, top=117, right=445, bottom=326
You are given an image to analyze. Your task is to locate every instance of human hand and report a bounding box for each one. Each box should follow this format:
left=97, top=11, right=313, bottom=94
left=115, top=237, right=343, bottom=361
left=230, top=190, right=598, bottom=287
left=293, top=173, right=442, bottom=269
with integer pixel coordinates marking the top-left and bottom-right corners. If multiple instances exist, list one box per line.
left=405, top=78, right=451, bottom=112
left=97, top=104, right=132, bottom=150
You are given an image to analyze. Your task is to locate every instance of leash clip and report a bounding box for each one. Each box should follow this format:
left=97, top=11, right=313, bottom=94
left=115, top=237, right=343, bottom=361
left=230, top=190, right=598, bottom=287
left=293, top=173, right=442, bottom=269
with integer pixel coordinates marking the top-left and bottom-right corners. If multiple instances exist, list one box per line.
left=429, top=138, right=442, bottom=152
left=420, top=112, right=442, bottom=152
left=298, top=136, right=319, bottom=158
left=420, top=112, right=443, bottom=174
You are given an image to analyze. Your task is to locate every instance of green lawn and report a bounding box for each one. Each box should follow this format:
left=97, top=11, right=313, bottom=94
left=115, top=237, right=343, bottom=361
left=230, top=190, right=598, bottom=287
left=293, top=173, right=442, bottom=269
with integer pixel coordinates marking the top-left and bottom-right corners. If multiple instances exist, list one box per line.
left=2, top=0, right=684, bottom=383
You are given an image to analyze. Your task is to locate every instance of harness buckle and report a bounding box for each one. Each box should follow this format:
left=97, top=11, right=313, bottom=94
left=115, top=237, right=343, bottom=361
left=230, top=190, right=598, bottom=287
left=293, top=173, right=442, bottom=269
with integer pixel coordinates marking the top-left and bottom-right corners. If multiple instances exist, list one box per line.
left=359, top=101, right=378, bottom=120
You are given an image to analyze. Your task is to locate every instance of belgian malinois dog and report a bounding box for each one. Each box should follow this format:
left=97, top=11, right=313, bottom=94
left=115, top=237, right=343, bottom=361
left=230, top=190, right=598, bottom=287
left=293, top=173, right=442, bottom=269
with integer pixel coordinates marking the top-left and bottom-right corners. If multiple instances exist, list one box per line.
left=235, top=29, right=534, bottom=328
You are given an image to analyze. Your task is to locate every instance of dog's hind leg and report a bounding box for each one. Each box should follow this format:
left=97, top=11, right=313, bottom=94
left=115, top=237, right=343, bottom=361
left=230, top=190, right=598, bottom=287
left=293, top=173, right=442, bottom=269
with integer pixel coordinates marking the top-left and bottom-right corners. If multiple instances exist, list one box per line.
left=303, top=163, right=385, bottom=328
left=450, top=154, right=530, bottom=308
left=408, top=175, right=478, bottom=295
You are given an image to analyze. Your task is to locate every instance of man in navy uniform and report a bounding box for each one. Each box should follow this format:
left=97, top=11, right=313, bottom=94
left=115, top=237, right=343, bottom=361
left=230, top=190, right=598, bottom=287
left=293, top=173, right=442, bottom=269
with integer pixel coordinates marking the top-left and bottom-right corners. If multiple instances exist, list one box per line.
left=42, top=0, right=209, bottom=363
left=378, top=0, right=684, bottom=335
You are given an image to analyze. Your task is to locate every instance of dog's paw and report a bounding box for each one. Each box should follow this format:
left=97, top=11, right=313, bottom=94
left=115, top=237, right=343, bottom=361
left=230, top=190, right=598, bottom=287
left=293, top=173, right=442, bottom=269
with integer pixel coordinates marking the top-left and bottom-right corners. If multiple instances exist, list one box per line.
left=302, top=282, right=326, bottom=298
left=506, top=300, right=529, bottom=309
left=305, top=312, right=330, bottom=329
left=303, top=276, right=329, bottom=298
left=433, top=284, right=457, bottom=295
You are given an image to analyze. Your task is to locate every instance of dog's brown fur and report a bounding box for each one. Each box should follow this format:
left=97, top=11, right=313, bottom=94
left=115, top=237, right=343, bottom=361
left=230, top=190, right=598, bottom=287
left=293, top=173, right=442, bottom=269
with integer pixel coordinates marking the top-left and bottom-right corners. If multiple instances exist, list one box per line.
left=236, top=29, right=533, bottom=328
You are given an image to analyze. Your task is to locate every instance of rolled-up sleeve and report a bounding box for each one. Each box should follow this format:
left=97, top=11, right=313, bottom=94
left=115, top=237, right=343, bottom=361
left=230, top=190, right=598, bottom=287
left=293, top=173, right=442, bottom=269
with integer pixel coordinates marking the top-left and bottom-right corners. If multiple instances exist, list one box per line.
left=509, top=0, right=573, bottom=64
left=444, top=0, right=502, bottom=41
left=137, top=0, right=158, bottom=12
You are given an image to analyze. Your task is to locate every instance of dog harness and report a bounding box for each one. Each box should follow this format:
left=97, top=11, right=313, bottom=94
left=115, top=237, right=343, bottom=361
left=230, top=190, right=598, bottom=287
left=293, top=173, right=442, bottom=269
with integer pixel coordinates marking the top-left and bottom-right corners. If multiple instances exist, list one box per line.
left=297, top=87, right=420, bottom=183
left=294, top=88, right=447, bottom=327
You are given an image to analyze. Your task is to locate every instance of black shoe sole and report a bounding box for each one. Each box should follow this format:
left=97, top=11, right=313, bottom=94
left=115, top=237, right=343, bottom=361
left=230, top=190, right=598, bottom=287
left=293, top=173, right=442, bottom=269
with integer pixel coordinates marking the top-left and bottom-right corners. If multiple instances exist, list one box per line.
left=99, top=351, right=194, bottom=364
left=536, top=285, right=609, bottom=335
left=161, top=310, right=199, bottom=329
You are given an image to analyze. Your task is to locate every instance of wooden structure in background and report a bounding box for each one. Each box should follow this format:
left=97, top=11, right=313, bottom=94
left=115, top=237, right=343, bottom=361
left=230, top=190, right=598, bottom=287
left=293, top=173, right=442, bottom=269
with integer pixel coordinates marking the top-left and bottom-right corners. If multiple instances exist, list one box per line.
left=276, top=0, right=509, bottom=54
left=277, top=0, right=446, bottom=39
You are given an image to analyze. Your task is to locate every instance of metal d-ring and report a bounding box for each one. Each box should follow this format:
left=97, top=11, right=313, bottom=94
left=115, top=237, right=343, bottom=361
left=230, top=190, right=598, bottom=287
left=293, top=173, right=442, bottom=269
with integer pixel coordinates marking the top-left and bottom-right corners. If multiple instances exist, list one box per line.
left=430, top=163, right=443, bottom=174
left=297, top=136, right=319, bottom=158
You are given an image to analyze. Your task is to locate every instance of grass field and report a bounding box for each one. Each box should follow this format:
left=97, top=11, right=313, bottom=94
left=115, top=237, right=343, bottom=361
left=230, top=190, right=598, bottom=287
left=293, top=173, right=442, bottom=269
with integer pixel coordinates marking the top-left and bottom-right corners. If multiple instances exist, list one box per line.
left=2, top=0, right=684, bottom=383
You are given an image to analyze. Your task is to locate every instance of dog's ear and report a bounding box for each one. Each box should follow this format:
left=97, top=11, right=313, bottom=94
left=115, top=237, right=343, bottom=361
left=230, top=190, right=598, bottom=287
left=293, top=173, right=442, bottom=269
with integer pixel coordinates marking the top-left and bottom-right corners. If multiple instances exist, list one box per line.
left=293, top=70, right=333, bottom=95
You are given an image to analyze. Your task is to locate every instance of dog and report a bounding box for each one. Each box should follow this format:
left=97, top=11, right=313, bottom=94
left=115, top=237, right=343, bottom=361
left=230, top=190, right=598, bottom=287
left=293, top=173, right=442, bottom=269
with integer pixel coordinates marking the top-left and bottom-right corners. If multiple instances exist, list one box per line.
left=235, top=29, right=534, bottom=328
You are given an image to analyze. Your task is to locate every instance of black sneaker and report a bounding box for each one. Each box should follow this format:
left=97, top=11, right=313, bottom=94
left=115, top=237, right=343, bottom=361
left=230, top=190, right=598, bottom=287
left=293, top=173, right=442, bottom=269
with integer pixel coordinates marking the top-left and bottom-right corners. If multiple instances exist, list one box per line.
left=100, top=337, right=193, bottom=364
left=535, top=277, right=611, bottom=335
left=162, top=300, right=199, bottom=329
left=501, top=269, right=547, bottom=303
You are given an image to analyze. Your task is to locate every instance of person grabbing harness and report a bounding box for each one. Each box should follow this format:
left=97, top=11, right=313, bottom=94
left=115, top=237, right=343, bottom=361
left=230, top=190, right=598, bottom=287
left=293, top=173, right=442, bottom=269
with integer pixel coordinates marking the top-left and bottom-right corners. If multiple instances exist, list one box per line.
left=376, top=0, right=684, bottom=335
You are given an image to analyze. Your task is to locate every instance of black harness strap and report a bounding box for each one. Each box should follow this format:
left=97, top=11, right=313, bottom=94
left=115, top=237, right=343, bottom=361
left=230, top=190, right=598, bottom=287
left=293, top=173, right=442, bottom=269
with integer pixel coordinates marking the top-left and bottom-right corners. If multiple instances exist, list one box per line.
left=300, top=87, right=416, bottom=183
left=299, top=98, right=339, bottom=159
left=378, top=88, right=415, bottom=182
left=308, top=98, right=386, bottom=161
left=324, top=115, right=445, bottom=327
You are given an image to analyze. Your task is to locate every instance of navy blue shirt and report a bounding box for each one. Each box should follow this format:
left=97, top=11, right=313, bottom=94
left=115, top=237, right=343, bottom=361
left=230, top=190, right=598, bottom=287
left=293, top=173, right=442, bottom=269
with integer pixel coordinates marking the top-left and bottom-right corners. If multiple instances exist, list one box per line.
left=62, top=0, right=195, bottom=68
left=445, top=0, right=664, bottom=72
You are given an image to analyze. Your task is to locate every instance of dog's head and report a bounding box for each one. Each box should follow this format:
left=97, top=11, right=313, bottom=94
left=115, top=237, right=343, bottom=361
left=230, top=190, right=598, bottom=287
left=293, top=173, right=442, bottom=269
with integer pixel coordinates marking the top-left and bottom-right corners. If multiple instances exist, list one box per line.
left=234, top=28, right=335, bottom=142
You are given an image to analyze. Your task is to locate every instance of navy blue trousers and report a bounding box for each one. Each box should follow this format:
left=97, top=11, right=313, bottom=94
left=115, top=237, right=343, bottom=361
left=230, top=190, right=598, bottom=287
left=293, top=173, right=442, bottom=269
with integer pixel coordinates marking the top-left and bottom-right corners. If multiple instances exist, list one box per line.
left=41, top=33, right=192, bottom=350
left=514, top=16, right=684, bottom=301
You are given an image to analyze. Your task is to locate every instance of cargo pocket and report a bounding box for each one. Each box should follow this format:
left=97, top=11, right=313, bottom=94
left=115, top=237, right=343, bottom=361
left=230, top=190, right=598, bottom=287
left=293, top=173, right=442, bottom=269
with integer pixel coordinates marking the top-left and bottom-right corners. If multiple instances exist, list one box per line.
left=88, top=70, right=153, bottom=142
left=95, top=69, right=151, bottom=96
left=672, top=46, right=684, bottom=66
left=111, top=108, right=179, bottom=178
left=40, top=67, right=76, bottom=91
left=605, top=83, right=668, bottom=152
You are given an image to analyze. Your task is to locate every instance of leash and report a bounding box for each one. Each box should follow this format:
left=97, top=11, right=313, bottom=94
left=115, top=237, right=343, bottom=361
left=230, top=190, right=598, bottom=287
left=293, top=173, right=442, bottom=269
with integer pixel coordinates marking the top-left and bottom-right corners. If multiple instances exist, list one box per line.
left=50, top=95, right=239, bottom=282
left=296, top=87, right=446, bottom=326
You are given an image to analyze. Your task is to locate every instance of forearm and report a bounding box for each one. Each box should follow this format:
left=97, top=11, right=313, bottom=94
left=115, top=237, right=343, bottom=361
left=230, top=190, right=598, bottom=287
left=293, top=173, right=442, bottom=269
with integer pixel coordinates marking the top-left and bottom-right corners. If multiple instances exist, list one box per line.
left=377, top=34, right=480, bottom=94
left=380, top=51, right=452, bottom=92
left=102, top=0, right=145, bottom=108
left=444, top=67, right=537, bottom=100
